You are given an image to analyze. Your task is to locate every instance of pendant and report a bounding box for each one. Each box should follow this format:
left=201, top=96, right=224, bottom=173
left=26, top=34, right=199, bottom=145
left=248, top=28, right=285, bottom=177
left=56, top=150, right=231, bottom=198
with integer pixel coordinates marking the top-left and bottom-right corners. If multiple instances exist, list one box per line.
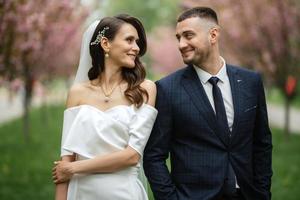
left=104, top=96, right=110, bottom=103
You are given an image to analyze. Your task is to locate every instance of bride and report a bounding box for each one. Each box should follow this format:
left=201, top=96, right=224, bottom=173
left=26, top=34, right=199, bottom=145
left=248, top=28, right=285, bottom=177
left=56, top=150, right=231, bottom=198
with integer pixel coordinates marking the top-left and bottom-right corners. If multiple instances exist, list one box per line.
left=53, top=14, right=157, bottom=200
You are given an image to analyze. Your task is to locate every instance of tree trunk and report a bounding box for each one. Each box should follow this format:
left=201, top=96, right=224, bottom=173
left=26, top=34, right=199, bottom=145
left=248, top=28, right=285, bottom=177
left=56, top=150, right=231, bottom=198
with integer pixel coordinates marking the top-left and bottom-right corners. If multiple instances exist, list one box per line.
left=23, top=87, right=30, bottom=142
left=284, top=96, right=290, bottom=140
left=22, top=56, right=33, bottom=142
left=41, top=86, right=48, bottom=126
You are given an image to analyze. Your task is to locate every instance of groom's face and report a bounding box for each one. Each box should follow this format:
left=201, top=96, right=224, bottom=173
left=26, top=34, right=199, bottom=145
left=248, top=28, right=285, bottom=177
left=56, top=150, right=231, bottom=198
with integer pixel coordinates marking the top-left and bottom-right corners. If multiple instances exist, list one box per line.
left=176, top=17, right=211, bottom=66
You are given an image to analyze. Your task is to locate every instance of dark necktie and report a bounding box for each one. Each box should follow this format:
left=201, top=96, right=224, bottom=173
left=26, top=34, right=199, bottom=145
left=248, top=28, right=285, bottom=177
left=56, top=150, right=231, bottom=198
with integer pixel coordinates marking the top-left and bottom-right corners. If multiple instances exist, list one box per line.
left=208, top=77, right=229, bottom=135
left=208, top=77, right=236, bottom=195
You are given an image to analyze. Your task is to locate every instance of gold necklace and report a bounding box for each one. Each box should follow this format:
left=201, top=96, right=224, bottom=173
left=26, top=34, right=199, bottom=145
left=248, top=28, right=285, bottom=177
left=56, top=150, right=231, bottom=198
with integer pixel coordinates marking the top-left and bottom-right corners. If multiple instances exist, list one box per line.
left=99, top=81, right=121, bottom=103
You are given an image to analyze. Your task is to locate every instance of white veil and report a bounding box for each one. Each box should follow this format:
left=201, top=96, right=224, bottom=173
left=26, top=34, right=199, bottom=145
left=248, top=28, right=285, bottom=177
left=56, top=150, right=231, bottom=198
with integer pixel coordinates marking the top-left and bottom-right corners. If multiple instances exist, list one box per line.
left=72, top=20, right=149, bottom=193
left=73, top=20, right=100, bottom=85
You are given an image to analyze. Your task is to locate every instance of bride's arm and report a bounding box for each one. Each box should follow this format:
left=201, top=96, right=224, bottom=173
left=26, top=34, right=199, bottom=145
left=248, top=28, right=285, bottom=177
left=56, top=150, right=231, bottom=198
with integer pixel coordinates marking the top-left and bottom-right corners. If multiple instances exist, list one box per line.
left=53, top=85, right=82, bottom=191
left=54, top=80, right=157, bottom=183
left=54, top=155, right=75, bottom=200
left=54, top=147, right=141, bottom=184
left=53, top=147, right=141, bottom=184
left=59, top=146, right=140, bottom=174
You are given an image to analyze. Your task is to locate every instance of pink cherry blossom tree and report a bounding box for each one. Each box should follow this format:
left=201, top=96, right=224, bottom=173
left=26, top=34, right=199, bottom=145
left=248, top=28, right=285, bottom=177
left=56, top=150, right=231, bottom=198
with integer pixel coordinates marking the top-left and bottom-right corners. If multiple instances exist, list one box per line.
left=0, top=0, right=88, bottom=140
left=148, top=26, right=184, bottom=76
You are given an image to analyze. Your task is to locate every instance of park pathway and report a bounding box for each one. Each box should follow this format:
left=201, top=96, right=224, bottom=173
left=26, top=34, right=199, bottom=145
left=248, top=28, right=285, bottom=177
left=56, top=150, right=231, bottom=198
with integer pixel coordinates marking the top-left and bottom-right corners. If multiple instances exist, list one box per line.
left=267, top=104, right=300, bottom=133
left=0, top=89, right=299, bottom=133
left=0, top=88, right=66, bottom=124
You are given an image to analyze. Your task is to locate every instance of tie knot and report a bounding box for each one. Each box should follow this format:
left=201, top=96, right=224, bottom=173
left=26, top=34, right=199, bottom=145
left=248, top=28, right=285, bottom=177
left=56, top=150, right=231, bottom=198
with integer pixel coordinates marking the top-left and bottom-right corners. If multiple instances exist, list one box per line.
left=208, top=77, right=219, bottom=85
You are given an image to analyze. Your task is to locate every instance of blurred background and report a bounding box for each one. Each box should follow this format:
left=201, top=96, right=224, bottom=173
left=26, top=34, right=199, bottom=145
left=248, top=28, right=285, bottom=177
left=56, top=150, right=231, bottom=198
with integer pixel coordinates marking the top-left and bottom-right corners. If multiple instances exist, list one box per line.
left=0, top=0, right=299, bottom=199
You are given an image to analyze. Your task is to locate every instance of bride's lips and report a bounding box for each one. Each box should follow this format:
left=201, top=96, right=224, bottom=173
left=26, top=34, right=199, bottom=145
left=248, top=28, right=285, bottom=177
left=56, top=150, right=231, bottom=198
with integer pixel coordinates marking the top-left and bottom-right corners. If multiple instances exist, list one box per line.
left=127, top=53, right=137, bottom=60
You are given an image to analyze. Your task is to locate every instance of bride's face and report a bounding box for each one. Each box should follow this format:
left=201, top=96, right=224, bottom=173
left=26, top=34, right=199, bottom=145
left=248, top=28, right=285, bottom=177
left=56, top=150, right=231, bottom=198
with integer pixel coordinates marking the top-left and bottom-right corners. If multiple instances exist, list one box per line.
left=107, top=23, right=140, bottom=69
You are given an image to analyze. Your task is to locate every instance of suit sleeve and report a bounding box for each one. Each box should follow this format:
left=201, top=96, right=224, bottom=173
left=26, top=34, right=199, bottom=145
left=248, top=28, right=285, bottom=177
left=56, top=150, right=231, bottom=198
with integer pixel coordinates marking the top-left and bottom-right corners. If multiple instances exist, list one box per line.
left=143, top=81, right=178, bottom=200
left=253, top=74, right=273, bottom=200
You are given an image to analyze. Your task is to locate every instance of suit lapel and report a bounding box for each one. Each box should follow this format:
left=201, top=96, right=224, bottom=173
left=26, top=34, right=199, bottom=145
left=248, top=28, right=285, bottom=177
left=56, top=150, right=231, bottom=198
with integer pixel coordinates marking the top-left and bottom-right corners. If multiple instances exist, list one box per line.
left=226, top=65, right=242, bottom=140
left=180, top=65, right=228, bottom=146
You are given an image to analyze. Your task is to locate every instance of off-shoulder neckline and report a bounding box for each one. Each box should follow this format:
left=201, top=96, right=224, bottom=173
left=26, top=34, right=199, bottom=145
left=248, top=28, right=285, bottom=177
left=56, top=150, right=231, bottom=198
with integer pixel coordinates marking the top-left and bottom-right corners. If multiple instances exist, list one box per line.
left=64, top=103, right=157, bottom=113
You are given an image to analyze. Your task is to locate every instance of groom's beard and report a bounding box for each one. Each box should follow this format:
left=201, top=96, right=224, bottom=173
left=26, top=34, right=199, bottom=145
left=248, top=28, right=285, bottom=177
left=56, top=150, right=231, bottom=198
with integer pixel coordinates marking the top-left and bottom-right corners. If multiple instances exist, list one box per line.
left=182, top=47, right=210, bottom=67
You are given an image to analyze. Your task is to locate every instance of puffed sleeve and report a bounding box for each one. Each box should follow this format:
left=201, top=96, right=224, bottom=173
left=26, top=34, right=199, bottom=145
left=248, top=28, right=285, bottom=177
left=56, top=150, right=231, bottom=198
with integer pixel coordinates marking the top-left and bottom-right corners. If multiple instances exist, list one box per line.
left=128, top=104, right=158, bottom=156
left=60, top=108, right=80, bottom=156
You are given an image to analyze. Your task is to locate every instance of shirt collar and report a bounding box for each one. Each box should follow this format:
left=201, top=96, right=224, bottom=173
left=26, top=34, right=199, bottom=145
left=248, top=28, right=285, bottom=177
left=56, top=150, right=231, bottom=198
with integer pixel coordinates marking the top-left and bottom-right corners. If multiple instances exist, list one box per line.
left=193, top=56, right=227, bottom=84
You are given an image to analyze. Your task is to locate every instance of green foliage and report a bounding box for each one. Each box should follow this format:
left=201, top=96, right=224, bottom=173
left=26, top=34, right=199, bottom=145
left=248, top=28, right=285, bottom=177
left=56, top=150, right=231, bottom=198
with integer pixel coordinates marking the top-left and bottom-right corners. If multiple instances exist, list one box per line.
left=104, top=0, right=179, bottom=32
left=0, top=105, right=300, bottom=199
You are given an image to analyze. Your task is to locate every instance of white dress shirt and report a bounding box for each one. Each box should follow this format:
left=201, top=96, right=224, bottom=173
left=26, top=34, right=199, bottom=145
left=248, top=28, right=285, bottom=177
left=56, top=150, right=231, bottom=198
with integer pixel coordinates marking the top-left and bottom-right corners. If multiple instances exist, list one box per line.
left=193, top=57, right=234, bottom=131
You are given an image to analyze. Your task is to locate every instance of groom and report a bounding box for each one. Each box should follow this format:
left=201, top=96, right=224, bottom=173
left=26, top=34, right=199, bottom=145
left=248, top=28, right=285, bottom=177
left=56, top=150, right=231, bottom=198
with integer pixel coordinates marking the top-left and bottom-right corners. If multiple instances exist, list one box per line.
left=144, top=7, right=272, bottom=200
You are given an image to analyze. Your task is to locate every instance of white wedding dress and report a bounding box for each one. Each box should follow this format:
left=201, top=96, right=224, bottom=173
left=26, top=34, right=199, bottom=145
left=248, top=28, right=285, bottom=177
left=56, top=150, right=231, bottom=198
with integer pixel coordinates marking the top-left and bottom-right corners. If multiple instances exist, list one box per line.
left=60, top=104, right=157, bottom=200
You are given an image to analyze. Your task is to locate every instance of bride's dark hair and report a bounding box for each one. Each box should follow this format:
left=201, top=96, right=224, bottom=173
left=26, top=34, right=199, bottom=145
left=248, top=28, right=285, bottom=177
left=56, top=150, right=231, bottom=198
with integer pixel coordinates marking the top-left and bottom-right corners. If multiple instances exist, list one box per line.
left=89, top=14, right=148, bottom=108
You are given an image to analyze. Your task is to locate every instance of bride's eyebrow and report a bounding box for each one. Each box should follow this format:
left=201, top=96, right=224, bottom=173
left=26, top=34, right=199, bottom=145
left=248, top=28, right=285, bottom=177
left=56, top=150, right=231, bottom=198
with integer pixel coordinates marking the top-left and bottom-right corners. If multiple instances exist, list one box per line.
left=125, top=35, right=139, bottom=40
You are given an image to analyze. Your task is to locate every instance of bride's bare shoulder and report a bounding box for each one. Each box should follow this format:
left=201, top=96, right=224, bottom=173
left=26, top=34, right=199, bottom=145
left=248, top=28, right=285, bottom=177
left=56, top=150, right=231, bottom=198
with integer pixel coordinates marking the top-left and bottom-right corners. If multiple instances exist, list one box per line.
left=140, top=79, right=156, bottom=107
left=66, top=82, right=91, bottom=108
left=69, top=81, right=91, bottom=95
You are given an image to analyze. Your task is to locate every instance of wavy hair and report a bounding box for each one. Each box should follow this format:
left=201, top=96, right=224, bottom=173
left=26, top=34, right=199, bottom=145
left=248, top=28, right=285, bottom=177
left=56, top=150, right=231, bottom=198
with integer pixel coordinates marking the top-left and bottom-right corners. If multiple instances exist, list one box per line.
left=88, top=14, right=148, bottom=107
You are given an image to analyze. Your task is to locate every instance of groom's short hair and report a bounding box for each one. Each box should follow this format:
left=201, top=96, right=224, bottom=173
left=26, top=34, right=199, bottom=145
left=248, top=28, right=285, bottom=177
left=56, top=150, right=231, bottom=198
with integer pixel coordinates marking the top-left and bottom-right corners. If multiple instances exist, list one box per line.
left=177, top=7, right=218, bottom=25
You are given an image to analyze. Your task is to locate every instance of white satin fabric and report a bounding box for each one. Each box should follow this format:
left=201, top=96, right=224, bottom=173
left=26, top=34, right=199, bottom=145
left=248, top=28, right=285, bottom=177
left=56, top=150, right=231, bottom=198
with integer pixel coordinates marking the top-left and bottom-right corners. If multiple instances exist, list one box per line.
left=60, top=104, right=158, bottom=200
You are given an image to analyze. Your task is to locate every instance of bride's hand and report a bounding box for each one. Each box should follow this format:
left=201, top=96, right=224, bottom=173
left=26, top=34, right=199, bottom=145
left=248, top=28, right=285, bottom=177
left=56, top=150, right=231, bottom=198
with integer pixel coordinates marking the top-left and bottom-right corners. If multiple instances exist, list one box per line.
left=52, top=160, right=74, bottom=184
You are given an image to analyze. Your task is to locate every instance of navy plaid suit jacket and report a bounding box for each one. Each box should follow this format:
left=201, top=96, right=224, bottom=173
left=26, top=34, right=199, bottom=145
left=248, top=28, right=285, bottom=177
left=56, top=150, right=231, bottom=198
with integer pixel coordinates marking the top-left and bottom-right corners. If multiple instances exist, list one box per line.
left=143, top=65, right=272, bottom=200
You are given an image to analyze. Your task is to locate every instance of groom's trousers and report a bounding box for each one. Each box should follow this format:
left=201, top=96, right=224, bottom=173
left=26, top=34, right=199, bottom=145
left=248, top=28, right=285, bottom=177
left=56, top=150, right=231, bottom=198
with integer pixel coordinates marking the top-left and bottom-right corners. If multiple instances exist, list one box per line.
left=218, top=189, right=245, bottom=200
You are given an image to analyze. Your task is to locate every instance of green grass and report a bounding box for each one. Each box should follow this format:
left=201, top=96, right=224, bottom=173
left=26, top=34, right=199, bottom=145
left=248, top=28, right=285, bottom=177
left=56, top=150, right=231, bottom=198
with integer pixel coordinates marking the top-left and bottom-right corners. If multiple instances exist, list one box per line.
left=0, top=105, right=63, bottom=200
left=0, top=105, right=300, bottom=199
left=271, top=128, right=300, bottom=200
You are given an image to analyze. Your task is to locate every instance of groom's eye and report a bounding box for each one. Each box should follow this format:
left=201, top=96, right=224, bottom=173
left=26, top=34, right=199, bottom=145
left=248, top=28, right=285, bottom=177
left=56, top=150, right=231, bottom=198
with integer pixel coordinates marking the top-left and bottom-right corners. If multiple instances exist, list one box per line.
left=185, top=33, right=194, bottom=40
